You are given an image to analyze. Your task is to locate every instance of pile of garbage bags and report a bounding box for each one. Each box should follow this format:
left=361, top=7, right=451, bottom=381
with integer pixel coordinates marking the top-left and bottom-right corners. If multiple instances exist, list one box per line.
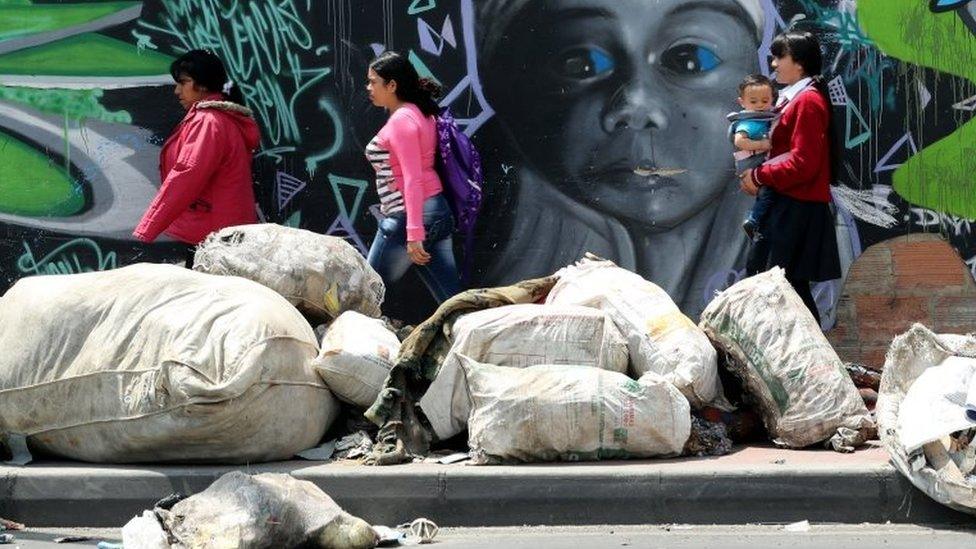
left=877, top=324, right=976, bottom=515
left=0, top=263, right=338, bottom=463
left=368, top=257, right=875, bottom=465
left=0, top=223, right=881, bottom=466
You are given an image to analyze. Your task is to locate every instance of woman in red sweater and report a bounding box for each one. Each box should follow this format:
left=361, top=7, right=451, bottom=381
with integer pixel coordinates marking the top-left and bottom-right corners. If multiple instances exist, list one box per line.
left=740, top=31, right=840, bottom=324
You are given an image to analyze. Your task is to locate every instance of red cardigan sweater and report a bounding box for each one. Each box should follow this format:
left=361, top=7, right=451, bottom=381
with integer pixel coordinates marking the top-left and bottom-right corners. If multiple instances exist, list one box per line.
left=752, top=87, right=832, bottom=203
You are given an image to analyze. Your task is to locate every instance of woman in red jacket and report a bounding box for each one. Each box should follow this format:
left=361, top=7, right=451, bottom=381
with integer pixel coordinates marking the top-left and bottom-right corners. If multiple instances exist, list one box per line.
left=133, top=50, right=260, bottom=267
left=739, top=31, right=841, bottom=324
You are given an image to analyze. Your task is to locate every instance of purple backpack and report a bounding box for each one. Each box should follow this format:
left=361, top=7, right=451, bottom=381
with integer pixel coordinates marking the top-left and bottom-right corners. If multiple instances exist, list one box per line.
left=435, top=108, right=483, bottom=279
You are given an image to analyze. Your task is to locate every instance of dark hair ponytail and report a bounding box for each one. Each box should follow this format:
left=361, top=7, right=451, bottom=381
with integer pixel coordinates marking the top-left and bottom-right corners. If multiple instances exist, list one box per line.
left=771, top=31, right=836, bottom=181
left=170, top=49, right=246, bottom=106
left=369, top=51, right=442, bottom=116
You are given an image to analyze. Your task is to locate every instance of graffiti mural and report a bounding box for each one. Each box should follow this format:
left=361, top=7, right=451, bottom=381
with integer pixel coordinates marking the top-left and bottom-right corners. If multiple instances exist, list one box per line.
left=0, top=0, right=974, bottom=325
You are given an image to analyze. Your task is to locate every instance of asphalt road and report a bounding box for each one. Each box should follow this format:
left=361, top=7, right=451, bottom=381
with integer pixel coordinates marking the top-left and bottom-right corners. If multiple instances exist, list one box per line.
left=7, top=524, right=976, bottom=548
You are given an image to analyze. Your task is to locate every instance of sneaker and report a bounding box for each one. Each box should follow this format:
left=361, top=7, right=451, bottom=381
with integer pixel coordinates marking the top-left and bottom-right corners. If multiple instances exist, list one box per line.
left=742, top=219, right=757, bottom=240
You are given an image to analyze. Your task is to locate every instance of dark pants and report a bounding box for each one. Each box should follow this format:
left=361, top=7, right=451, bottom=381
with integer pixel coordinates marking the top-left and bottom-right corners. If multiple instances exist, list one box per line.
left=747, top=186, right=776, bottom=230
left=184, top=244, right=196, bottom=269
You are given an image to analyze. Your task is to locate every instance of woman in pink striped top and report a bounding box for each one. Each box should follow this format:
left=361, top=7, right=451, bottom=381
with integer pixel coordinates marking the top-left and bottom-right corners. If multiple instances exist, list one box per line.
left=365, top=51, right=461, bottom=305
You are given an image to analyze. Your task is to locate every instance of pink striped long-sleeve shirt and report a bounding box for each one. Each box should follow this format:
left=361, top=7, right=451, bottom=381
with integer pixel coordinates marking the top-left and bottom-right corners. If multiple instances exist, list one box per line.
left=373, top=103, right=443, bottom=241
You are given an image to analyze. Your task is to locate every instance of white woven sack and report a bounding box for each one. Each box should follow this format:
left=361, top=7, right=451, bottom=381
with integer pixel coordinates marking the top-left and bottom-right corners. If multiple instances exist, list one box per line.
left=546, top=256, right=728, bottom=409
left=699, top=267, right=873, bottom=450
left=0, top=264, right=338, bottom=463
left=462, top=357, right=690, bottom=463
left=878, top=324, right=976, bottom=515
left=312, top=311, right=401, bottom=408
left=159, top=472, right=377, bottom=549
left=194, top=223, right=385, bottom=320
left=419, top=304, right=629, bottom=440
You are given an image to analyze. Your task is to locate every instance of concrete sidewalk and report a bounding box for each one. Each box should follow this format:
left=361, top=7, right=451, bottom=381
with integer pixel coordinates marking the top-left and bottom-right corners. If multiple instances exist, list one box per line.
left=1, top=443, right=971, bottom=528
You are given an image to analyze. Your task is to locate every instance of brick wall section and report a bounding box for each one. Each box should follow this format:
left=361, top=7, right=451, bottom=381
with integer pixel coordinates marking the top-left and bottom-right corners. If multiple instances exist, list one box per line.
left=828, top=233, right=976, bottom=370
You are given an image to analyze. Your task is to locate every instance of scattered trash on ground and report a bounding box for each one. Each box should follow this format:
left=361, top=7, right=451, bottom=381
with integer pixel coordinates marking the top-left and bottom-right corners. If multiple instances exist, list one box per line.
left=845, top=363, right=882, bottom=391
left=122, top=510, right=168, bottom=549
left=0, top=433, right=30, bottom=466
left=0, top=264, right=338, bottom=463
left=334, top=431, right=375, bottom=461
left=463, top=357, right=690, bottom=463
left=374, top=518, right=439, bottom=546
left=0, top=533, right=13, bottom=544
left=54, top=535, right=93, bottom=543
left=783, top=520, right=811, bottom=532
left=297, top=439, right=339, bottom=461
left=435, top=452, right=470, bottom=464
left=878, top=324, right=976, bottom=514
left=0, top=518, right=23, bottom=531
left=155, top=471, right=378, bottom=548
left=700, top=267, right=875, bottom=452
left=684, top=416, right=733, bottom=457
left=194, top=223, right=385, bottom=321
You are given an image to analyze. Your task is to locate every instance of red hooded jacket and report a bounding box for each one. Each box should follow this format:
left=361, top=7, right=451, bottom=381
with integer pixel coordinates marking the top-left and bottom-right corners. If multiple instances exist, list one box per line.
left=134, top=96, right=260, bottom=244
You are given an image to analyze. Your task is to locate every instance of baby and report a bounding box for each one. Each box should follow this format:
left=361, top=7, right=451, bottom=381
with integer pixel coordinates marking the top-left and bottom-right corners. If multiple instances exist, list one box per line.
left=727, top=74, right=779, bottom=241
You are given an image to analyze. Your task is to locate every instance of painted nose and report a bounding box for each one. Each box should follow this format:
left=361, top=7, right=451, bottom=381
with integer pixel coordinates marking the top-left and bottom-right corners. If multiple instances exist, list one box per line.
left=601, top=80, right=668, bottom=133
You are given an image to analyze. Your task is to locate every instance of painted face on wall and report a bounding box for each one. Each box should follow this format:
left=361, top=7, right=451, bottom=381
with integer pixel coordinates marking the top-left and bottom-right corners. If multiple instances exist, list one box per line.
left=482, top=0, right=759, bottom=230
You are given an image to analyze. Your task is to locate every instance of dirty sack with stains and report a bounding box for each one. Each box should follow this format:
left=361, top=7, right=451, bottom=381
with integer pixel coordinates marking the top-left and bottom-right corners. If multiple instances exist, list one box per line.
left=546, top=255, right=729, bottom=410
left=313, top=311, right=402, bottom=409
left=699, top=267, right=874, bottom=451
left=878, top=324, right=976, bottom=515
left=158, top=471, right=377, bottom=549
left=364, top=276, right=558, bottom=465
left=420, top=303, right=629, bottom=440
left=194, top=223, right=385, bottom=321
left=0, top=264, right=338, bottom=463
left=462, top=357, right=691, bottom=463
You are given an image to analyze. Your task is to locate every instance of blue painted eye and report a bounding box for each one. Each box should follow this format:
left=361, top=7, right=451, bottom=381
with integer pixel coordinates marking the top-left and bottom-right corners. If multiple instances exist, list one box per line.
left=930, top=0, right=971, bottom=13
left=661, top=44, right=722, bottom=74
left=556, top=47, right=615, bottom=80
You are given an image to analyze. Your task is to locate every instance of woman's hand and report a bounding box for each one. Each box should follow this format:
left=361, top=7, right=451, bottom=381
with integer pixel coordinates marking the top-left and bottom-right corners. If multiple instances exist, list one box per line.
left=407, top=241, right=431, bottom=265
left=739, top=170, right=760, bottom=197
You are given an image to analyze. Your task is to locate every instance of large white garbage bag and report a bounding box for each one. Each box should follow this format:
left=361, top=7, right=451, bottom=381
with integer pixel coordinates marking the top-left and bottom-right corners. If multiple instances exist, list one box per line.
left=419, top=304, right=629, bottom=440
left=462, top=357, right=691, bottom=463
left=545, top=256, right=728, bottom=409
left=878, top=324, right=976, bottom=515
left=0, top=264, right=338, bottom=463
left=699, top=267, right=874, bottom=450
left=313, top=311, right=401, bottom=408
left=158, top=471, right=377, bottom=549
left=194, top=223, right=385, bottom=320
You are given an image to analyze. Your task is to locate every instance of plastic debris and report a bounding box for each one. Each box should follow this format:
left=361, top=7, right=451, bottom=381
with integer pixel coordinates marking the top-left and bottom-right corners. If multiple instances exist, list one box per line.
left=0, top=434, right=31, bottom=466
left=436, top=452, right=470, bottom=465
left=334, top=431, right=375, bottom=461
left=684, top=416, right=733, bottom=457
left=783, top=520, right=811, bottom=532
left=0, top=518, right=24, bottom=531
left=296, top=440, right=338, bottom=461
left=408, top=518, right=438, bottom=543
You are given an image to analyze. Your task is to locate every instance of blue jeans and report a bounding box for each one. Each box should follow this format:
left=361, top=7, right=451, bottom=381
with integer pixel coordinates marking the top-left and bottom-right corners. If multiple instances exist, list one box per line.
left=367, top=194, right=462, bottom=304
left=747, top=186, right=777, bottom=229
